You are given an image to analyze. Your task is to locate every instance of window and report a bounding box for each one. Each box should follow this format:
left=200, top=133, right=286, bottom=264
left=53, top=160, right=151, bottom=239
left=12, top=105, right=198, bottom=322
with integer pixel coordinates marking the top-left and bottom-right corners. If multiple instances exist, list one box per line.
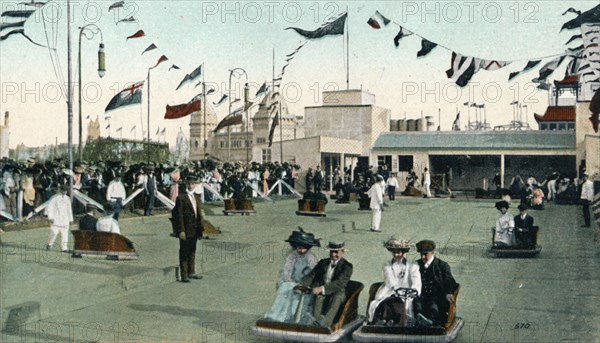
left=540, top=123, right=547, bottom=130
left=397, top=155, right=414, bottom=172
left=377, top=155, right=392, bottom=169
left=257, top=137, right=266, bottom=144
left=262, top=149, right=271, bottom=163
left=194, top=140, right=199, bottom=149
left=558, top=123, right=566, bottom=130
left=567, top=123, right=575, bottom=131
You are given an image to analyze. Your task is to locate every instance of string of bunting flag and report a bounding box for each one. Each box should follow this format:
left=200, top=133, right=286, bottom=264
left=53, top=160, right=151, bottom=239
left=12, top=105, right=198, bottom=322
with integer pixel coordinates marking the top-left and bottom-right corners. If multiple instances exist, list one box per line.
left=366, top=6, right=599, bottom=88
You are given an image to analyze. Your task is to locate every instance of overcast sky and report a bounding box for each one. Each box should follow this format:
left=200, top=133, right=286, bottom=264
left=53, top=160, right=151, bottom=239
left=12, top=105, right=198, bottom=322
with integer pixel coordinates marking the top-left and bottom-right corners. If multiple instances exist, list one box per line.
left=1, top=0, right=597, bottom=149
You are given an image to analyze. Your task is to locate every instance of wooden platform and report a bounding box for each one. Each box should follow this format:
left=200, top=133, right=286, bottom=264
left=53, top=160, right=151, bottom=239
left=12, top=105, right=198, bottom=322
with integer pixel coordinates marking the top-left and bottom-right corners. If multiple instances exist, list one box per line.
left=71, top=230, right=138, bottom=260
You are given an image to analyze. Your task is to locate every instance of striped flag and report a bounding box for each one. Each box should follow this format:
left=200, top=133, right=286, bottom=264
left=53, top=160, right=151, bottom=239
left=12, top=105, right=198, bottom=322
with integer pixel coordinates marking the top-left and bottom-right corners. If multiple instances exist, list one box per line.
left=393, top=26, right=414, bottom=47
left=367, top=11, right=390, bottom=29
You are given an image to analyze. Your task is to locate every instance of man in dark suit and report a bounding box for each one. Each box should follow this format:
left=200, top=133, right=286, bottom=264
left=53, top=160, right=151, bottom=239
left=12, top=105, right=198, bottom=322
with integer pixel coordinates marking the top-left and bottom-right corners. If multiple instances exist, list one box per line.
left=313, top=165, right=324, bottom=193
left=78, top=204, right=98, bottom=231
left=414, top=240, right=458, bottom=327
left=299, top=241, right=353, bottom=328
left=174, top=176, right=204, bottom=283
left=514, top=204, right=535, bottom=247
left=144, top=168, right=157, bottom=216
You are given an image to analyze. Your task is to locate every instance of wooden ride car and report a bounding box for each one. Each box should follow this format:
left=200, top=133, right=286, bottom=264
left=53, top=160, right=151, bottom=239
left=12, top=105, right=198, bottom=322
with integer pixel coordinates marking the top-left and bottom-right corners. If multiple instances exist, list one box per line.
left=223, top=198, right=256, bottom=216
left=358, top=198, right=371, bottom=211
left=353, top=282, right=463, bottom=342
left=71, top=230, right=138, bottom=260
left=490, top=226, right=542, bottom=257
left=252, top=280, right=365, bottom=342
left=296, top=199, right=327, bottom=217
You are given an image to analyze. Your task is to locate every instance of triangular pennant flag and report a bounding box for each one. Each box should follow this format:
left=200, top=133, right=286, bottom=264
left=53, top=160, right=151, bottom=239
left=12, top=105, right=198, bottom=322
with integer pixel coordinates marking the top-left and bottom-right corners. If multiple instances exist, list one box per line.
left=130, top=125, right=136, bottom=132
left=108, top=1, right=124, bottom=11
left=141, top=43, right=157, bottom=55
left=367, top=11, right=390, bottom=29
left=126, top=30, right=145, bottom=40
left=175, top=64, right=202, bottom=90
left=560, top=4, right=600, bottom=31
left=286, top=12, right=347, bottom=39
left=168, top=64, right=180, bottom=71
left=1, top=10, right=35, bottom=18
left=452, top=112, right=461, bottom=131
left=117, top=16, right=136, bottom=24
left=0, top=29, right=45, bottom=47
left=393, top=26, right=413, bottom=47
left=105, top=81, right=144, bottom=112
left=417, top=39, right=437, bottom=57
left=116, top=127, right=122, bottom=132
left=532, top=56, right=566, bottom=83
left=213, top=94, right=228, bottom=106
left=508, top=60, right=542, bottom=81
left=255, top=82, right=268, bottom=97
left=164, top=96, right=202, bottom=120
left=562, top=8, right=582, bottom=16
left=151, top=55, right=168, bottom=69
left=479, top=59, right=511, bottom=71
left=566, top=34, right=583, bottom=45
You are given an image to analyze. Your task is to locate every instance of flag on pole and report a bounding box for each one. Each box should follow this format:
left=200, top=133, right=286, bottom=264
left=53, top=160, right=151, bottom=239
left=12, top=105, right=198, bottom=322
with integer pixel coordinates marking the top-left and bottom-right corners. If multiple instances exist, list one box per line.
left=105, top=124, right=111, bottom=129
left=126, top=30, right=145, bottom=40
left=175, top=64, right=203, bottom=90
left=150, top=55, right=168, bottom=69
left=367, top=11, right=390, bottom=29
left=164, top=95, right=202, bottom=119
left=105, top=81, right=144, bottom=112
left=255, top=82, right=268, bottom=97
left=214, top=107, right=243, bottom=132
left=452, top=112, right=461, bottom=131
left=156, top=127, right=160, bottom=135
left=130, top=125, right=136, bottom=132
left=116, top=127, right=122, bottom=132
left=141, top=43, right=157, bottom=54
left=286, top=12, right=347, bottom=39
left=268, top=112, right=279, bottom=147
left=161, top=128, right=166, bottom=134
left=108, top=1, right=124, bottom=11
left=168, top=64, right=180, bottom=71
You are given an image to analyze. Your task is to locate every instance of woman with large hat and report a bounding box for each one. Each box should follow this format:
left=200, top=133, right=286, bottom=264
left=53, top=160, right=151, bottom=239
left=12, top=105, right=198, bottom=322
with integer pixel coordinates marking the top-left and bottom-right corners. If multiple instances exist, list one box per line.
left=263, top=228, right=320, bottom=324
left=367, top=237, right=421, bottom=325
left=493, top=200, right=515, bottom=247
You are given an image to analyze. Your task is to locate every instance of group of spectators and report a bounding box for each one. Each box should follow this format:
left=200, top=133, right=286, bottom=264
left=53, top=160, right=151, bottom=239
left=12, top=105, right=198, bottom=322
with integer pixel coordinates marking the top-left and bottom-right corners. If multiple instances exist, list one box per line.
left=0, top=156, right=302, bottom=221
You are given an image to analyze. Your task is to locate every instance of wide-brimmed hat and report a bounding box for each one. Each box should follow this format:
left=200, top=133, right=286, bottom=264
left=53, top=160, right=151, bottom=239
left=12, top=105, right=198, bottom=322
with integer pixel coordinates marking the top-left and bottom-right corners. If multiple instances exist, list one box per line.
left=326, top=241, right=346, bottom=251
left=416, top=240, right=436, bottom=253
left=518, top=203, right=528, bottom=211
left=495, top=200, right=510, bottom=210
left=383, top=237, right=411, bottom=252
left=285, top=228, right=320, bottom=248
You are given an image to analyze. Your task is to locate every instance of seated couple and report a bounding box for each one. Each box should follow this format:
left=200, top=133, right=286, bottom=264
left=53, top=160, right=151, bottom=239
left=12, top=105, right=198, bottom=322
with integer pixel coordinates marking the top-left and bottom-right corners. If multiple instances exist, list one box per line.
left=493, top=201, right=535, bottom=248
left=368, top=239, right=458, bottom=328
left=263, top=229, right=352, bottom=328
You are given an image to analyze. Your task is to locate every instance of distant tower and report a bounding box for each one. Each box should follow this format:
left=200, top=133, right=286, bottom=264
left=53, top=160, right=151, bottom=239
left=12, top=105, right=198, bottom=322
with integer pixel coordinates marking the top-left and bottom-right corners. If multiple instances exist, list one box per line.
left=0, top=111, right=9, bottom=158
left=87, top=116, right=101, bottom=141
left=175, top=127, right=190, bottom=164
left=189, top=102, right=218, bottom=161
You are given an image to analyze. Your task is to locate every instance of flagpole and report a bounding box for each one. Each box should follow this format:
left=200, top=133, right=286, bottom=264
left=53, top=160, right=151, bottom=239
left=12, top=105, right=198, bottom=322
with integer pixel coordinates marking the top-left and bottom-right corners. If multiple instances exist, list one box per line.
left=245, top=82, right=250, bottom=163
left=203, top=63, right=207, bottom=155
left=438, top=108, right=441, bottom=131
left=147, top=67, right=151, bottom=163
left=279, top=95, right=283, bottom=163
left=467, top=103, right=470, bottom=131
left=346, top=6, right=349, bottom=90
left=228, top=71, right=232, bottom=162
left=67, top=0, right=74, bottom=201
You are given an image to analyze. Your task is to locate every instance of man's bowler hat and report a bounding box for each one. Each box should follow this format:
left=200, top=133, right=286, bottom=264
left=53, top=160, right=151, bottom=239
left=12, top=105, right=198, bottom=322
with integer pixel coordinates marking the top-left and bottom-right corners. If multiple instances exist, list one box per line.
left=416, top=240, right=436, bottom=253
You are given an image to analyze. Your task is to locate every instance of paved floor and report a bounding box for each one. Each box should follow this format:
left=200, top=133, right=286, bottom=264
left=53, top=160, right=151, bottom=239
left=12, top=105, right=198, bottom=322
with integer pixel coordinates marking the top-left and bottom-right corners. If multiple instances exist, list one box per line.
left=1, top=196, right=599, bottom=342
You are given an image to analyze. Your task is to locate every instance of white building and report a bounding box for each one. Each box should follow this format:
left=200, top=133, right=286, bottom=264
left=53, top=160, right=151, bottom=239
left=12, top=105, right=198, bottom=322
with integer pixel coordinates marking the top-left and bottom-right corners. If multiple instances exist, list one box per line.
left=1, top=112, right=9, bottom=159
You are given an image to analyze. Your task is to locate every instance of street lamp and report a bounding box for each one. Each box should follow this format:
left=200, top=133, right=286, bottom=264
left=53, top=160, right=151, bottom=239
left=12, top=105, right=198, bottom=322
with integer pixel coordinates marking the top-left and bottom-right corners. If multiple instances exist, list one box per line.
left=78, top=23, right=105, bottom=161
left=228, top=68, right=248, bottom=162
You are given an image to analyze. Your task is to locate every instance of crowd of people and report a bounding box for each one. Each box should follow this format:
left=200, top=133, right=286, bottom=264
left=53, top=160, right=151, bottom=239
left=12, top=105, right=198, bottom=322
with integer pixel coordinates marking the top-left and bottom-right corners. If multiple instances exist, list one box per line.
left=0, top=156, right=302, bottom=221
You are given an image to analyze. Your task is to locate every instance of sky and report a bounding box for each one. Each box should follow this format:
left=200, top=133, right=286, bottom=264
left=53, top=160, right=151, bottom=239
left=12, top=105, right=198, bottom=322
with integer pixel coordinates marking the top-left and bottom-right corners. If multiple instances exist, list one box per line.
left=1, top=0, right=598, bottom=150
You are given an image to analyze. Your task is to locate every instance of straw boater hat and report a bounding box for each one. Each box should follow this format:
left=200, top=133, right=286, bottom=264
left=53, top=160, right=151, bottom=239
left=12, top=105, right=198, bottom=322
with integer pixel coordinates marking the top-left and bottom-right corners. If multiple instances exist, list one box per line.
left=326, top=241, right=346, bottom=251
left=285, top=227, right=320, bottom=248
left=416, top=240, right=436, bottom=253
left=383, top=237, right=411, bottom=252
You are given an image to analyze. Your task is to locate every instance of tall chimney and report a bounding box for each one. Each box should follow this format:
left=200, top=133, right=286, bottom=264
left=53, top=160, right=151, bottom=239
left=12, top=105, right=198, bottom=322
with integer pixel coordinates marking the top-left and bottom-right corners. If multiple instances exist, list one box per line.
left=4, top=111, right=8, bottom=127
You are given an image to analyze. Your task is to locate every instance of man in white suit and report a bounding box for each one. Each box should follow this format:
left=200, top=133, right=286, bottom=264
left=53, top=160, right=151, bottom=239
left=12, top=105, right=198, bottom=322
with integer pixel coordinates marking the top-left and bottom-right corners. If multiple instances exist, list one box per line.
left=368, top=175, right=385, bottom=232
left=45, top=184, right=73, bottom=252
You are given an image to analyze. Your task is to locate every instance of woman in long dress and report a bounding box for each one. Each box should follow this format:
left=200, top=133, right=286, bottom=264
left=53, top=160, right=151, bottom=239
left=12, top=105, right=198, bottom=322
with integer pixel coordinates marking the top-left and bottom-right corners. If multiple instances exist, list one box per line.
left=263, top=229, right=319, bottom=324
left=368, top=238, right=421, bottom=325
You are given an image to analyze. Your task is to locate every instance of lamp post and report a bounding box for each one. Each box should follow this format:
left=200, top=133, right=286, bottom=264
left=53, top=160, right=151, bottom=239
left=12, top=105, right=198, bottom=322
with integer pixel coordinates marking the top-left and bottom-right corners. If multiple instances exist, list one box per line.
left=227, top=68, right=248, bottom=162
left=78, top=24, right=105, bottom=162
